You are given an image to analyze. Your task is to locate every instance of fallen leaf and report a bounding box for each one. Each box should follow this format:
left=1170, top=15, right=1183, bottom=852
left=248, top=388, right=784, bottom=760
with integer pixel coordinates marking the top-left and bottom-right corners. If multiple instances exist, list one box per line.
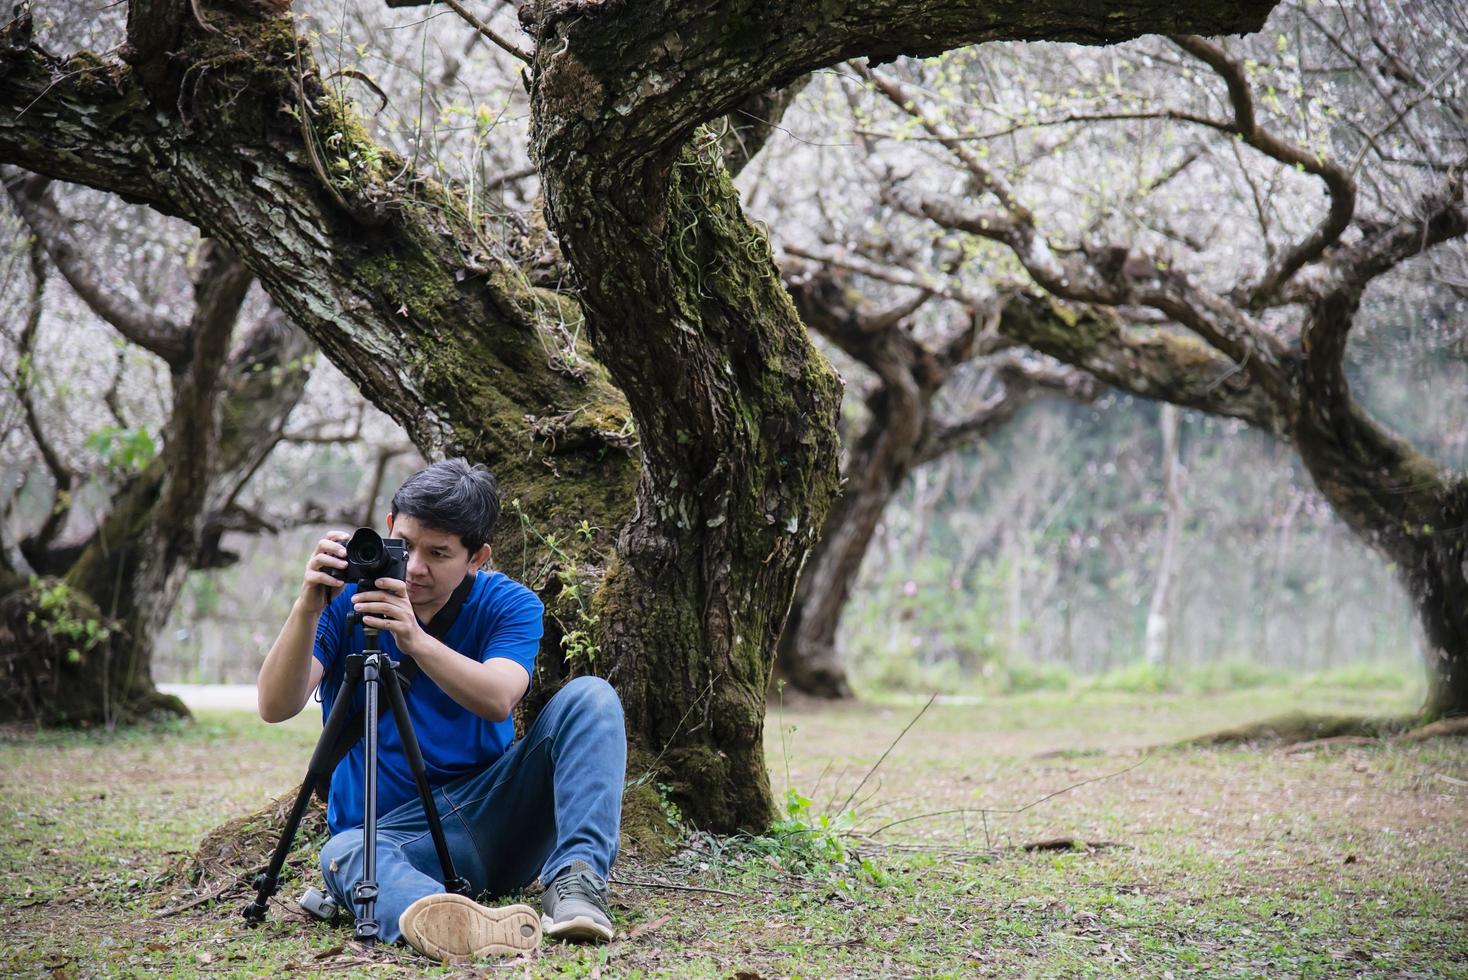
left=628, top=914, right=670, bottom=939
left=313, top=945, right=345, bottom=960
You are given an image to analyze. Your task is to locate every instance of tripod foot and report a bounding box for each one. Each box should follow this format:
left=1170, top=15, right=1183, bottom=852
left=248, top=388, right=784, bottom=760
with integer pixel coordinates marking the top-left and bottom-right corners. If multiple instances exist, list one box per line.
left=242, top=898, right=268, bottom=925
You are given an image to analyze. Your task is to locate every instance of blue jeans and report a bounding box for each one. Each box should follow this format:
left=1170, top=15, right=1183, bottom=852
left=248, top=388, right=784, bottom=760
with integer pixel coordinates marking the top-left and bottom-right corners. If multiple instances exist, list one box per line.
left=319, top=676, right=626, bottom=943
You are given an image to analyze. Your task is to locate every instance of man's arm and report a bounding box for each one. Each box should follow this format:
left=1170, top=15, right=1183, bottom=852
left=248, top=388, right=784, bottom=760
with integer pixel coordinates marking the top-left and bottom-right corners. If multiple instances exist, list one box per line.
left=257, top=532, right=348, bottom=723
left=401, top=634, right=529, bottom=723
left=351, top=578, right=534, bottom=723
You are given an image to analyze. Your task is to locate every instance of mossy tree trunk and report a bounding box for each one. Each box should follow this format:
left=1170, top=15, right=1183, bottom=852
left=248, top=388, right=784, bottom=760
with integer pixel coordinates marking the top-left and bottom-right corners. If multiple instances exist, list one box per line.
left=0, top=0, right=1278, bottom=822
left=1291, top=291, right=1468, bottom=720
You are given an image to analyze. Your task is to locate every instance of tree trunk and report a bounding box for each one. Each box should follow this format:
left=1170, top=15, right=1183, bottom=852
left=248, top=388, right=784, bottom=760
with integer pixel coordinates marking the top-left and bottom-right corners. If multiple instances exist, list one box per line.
left=1294, top=406, right=1468, bottom=718
left=1294, top=291, right=1468, bottom=718
left=1143, top=404, right=1183, bottom=669
left=0, top=236, right=316, bottom=725
left=533, top=136, right=844, bottom=829
left=775, top=385, right=924, bottom=699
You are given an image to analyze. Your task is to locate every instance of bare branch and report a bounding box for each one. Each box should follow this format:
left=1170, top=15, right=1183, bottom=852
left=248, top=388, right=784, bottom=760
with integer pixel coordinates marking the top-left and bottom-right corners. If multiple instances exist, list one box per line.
left=904, top=192, right=1297, bottom=406
left=440, top=0, right=532, bottom=64
left=16, top=237, right=74, bottom=555
left=483, top=164, right=538, bottom=194
left=781, top=242, right=986, bottom=307
left=921, top=353, right=1098, bottom=463
left=2, top=170, right=192, bottom=369
left=857, top=62, right=1030, bottom=223
left=1171, top=35, right=1357, bottom=307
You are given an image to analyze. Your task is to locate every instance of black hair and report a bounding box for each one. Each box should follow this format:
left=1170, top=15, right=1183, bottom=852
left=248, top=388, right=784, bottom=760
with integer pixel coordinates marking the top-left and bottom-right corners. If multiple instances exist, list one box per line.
left=389, top=459, right=501, bottom=553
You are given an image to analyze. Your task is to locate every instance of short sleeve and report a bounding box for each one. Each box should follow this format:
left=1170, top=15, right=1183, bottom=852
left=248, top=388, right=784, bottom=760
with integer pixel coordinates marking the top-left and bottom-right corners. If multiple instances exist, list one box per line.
left=479, top=584, right=543, bottom=678
left=313, top=586, right=355, bottom=674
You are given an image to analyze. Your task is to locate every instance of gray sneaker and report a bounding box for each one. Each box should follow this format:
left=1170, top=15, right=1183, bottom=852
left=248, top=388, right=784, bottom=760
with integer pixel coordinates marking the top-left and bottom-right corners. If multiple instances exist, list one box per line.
left=541, top=860, right=615, bottom=942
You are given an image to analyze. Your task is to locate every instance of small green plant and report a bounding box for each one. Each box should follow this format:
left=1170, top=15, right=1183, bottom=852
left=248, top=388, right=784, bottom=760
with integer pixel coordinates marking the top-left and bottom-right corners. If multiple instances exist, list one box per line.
left=1308, top=661, right=1411, bottom=691
left=507, top=499, right=603, bottom=665
left=1002, top=659, right=1074, bottom=694
left=655, top=782, right=684, bottom=836
left=85, top=425, right=157, bottom=474
left=27, top=578, right=112, bottom=664
left=1090, top=658, right=1171, bottom=694
left=730, top=788, right=864, bottom=876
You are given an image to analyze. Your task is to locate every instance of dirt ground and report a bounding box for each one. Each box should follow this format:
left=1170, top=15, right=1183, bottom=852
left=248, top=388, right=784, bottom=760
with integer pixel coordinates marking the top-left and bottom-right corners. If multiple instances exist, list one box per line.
left=2, top=686, right=1465, bottom=977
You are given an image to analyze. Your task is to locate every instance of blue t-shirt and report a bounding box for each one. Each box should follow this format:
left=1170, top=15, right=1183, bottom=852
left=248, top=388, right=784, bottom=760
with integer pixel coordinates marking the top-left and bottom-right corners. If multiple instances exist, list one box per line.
left=313, top=570, right=543, bottom=834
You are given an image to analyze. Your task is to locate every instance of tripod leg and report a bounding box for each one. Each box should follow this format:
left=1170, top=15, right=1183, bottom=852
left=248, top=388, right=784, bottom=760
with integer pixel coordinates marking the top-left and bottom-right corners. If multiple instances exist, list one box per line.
left=381, top=659, right=472, bottom=896
left=353, top=655, right=382, bottom=942
left=244, top=658, right=362, bottom=925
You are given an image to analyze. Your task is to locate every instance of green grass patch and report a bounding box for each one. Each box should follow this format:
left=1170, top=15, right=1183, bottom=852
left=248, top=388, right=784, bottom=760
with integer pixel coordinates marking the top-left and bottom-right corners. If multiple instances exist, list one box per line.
left=2, top=688, right=1464, bottom=977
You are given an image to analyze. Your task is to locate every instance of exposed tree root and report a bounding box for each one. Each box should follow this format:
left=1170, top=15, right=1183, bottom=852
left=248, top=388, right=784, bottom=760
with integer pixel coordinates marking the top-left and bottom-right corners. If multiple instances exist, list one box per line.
left=1181, top=710, right=1468, bottom=749
left=1397, top=716, right=1468, bottom=742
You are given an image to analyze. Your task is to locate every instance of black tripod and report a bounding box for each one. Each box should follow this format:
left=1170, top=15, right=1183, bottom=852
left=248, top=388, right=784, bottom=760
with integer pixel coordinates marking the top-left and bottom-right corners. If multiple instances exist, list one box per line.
left=243, top=614, right=470, bottom=941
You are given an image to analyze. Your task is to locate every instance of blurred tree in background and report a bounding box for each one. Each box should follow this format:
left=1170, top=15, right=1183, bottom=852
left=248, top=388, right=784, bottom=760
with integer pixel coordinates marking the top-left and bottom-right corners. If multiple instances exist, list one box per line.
left=758, top=0, right=1466, bottom=714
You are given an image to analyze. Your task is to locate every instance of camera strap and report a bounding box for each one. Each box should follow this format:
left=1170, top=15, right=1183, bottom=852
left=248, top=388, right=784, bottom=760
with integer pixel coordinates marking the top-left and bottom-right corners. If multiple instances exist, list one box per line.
left=313, top=572, right=478, bottom=804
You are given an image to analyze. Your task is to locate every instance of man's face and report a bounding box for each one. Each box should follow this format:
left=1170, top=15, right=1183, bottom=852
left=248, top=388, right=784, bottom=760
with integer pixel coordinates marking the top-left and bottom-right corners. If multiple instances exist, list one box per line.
left=384, top=513, right=488, bottom=614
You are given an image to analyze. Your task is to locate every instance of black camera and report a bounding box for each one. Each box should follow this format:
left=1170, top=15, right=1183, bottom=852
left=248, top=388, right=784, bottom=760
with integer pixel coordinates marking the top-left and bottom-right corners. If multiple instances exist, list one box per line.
left=328, top=527, right=408, bottom=585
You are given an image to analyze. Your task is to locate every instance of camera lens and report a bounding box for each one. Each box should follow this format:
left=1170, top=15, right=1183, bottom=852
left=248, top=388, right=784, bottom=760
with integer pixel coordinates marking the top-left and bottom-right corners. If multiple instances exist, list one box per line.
left=346, top=528, right=386, bottom=571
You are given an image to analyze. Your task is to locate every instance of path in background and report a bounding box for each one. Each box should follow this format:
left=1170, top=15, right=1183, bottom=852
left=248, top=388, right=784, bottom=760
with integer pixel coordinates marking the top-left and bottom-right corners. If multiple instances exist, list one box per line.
left=159, top=683, right=258, bottom=711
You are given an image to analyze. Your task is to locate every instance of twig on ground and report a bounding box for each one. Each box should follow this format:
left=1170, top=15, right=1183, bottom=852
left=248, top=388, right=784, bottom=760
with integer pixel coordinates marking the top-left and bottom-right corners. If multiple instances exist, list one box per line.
left=153, top=879, right=239, bottom=918
left=609, top=875, right=743, bottom=898
left=1282, top=735, right=1378, bottom=754
left=856, top=755, right=1150, bottom=838
left=835, top=693, right=937, bottom=816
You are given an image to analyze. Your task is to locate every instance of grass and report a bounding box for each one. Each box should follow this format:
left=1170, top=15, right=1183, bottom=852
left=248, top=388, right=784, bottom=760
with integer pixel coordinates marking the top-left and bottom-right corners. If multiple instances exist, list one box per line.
left=3, top=687, right=1466, bottom=977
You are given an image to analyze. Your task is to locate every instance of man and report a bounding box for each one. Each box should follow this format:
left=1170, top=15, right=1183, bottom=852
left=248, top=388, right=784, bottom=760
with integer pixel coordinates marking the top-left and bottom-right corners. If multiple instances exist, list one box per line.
left=257, top=459, right=625, bottom=961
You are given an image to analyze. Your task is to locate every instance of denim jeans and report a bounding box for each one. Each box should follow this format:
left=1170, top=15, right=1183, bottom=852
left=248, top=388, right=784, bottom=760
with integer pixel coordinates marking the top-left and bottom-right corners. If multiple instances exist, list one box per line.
left=318, top=675, right=626, bottom=943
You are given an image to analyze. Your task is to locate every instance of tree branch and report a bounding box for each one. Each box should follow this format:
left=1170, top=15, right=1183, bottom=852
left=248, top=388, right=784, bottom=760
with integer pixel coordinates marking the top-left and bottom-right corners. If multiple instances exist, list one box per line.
left=528, top=0, right=1278, bottom=169
left=1171, top=35, right=1357, bottom=307
left=919, top=354, right=1098, bottom=463
left=1298, top=176, right=1468, bottom=417
left=0, top=12, right=625, bottom=483
left=782, top=242, right=984, bottom=307
left=904, top=191, right=1298, bottom=407
left=995, top=293, right=1288, bottom=434
left=15, top=236, right=75, bottom=560
left=440, top=0, right=532, bottom=64
left=2, top=170, right=193, bottom=369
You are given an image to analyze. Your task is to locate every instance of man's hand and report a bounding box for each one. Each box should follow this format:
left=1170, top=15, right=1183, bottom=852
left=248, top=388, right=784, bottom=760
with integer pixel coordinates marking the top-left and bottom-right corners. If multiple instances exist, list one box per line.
left=301, top=531, right=350, bottom=614
left=352, top=578, right=428, bottom=656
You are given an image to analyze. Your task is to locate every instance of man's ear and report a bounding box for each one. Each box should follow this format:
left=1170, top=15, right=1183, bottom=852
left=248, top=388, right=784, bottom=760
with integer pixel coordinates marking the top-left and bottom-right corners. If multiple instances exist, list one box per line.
left=472, top=543, right=491, bottom=570
left=385, top=512, right=394, bottom=533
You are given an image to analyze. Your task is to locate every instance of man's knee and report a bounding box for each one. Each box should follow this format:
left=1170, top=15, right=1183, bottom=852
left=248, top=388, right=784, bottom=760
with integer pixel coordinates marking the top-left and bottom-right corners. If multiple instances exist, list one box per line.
left=558, top=676, right=623, bottom=724
left=320, top=829, right=363, bottom=880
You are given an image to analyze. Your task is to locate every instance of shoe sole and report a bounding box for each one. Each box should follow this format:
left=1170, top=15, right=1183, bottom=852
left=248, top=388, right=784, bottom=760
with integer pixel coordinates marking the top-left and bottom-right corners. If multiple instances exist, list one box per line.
left=542, top=912, right=616, bottom=943
left=399, top=893, right=541, bottom=962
